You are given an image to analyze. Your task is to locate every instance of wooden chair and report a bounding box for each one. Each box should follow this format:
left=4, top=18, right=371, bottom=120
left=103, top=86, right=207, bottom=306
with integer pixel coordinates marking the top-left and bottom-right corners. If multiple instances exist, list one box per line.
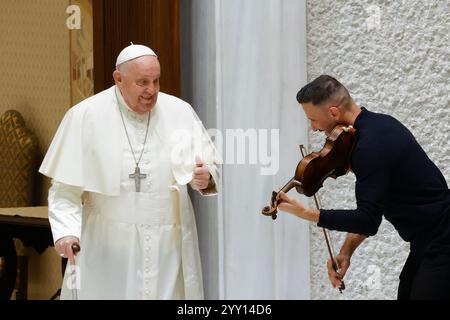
left=0, top=110, right=39, bottom=300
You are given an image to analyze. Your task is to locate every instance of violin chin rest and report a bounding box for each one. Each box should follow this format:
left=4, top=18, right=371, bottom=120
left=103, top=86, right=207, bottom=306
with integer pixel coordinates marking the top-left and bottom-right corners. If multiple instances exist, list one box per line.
left=295, top=185, right=304, bottom=194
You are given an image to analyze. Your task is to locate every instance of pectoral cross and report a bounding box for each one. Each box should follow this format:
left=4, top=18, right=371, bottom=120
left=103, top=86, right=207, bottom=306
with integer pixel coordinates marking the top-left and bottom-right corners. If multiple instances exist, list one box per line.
left=129, top=166, right=147, bottom=192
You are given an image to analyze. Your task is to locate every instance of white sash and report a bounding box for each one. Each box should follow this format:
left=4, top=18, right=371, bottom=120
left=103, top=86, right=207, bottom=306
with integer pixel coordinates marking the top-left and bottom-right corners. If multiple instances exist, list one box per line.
left=86, top=191, right=180, bottom=226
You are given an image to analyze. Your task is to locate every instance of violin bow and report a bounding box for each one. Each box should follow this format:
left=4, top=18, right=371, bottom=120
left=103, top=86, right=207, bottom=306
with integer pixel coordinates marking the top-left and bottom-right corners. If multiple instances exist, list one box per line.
left=300, top=144, right=345, bottom=294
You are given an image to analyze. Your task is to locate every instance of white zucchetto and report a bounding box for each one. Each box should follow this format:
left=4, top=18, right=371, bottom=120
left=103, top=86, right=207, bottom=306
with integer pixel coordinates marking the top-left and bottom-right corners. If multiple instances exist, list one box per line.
left=115, top=43, right=157, bottom=67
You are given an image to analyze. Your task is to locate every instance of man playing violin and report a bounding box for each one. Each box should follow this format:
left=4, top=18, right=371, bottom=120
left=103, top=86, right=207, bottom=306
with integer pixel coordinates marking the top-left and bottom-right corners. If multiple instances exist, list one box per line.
left=277, top=75, right=450, bottom=299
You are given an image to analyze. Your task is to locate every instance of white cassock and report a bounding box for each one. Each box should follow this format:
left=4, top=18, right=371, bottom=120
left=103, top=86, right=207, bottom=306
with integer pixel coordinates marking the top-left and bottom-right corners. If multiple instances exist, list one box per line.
left=40, top=86, right=221, bottom=300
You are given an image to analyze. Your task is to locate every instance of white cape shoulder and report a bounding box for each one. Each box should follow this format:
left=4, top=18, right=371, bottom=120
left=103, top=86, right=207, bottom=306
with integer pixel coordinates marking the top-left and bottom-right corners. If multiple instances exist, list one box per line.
left=39, top=86, right=123, bottom=195
left=156, top=93, right=221, bottom=185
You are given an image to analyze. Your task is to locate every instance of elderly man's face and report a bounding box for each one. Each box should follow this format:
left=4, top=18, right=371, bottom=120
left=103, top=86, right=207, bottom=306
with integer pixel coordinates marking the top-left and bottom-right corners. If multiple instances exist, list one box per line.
left=114, top=56, right=161, bottom=114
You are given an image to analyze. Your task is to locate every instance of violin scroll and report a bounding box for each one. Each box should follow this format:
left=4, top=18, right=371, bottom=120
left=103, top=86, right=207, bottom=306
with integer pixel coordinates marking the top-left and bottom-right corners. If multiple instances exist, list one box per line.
left=261, top=191, right=280, bottom=220
left=261, top=180, right=303, bottom=219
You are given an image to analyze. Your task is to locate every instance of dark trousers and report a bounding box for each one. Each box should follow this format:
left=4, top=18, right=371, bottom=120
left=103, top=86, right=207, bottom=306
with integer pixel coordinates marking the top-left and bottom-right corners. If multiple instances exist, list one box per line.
left=398, top=251, right=450, bottom=299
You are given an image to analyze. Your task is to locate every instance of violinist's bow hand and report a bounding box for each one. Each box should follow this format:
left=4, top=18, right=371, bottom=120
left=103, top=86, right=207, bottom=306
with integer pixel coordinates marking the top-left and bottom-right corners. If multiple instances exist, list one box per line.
left=327, top=254, right=350, bottom=293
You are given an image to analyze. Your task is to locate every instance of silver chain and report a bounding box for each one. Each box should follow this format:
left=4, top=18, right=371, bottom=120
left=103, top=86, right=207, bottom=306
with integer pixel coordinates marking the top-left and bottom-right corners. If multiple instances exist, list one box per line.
left=116, top=91, right=151, bottom=167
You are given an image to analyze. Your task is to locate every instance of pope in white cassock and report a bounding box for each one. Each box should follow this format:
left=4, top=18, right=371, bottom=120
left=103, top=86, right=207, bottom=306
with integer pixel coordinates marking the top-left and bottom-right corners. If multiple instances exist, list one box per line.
left=39, top=44, right=221, bottom=300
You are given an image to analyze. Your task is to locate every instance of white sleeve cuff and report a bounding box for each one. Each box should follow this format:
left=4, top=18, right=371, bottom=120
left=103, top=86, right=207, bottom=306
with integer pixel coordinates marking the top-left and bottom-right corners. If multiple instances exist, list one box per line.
left=48, top=180, right=84, bottom=243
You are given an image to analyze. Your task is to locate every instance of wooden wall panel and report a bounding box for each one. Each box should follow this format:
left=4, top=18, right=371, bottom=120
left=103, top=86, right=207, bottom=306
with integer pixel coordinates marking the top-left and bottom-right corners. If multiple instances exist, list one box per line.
left=93, top=0, right=180, bottom=96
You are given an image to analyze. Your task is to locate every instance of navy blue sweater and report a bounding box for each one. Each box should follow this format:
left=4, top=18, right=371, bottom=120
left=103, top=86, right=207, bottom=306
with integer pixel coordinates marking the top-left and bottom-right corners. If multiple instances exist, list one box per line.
left=318, top=108, right=450, bottom=254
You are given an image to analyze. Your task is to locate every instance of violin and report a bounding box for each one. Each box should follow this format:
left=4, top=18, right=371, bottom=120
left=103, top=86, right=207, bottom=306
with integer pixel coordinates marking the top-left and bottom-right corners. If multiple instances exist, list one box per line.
left=262, top=124, right=356, bottom=217
left=261, top=124, right=356, bottom=293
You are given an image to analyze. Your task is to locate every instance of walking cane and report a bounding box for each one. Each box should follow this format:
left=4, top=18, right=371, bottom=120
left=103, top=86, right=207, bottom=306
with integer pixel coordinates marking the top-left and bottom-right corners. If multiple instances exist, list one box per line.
left=70, top=243, right=81, bottom=300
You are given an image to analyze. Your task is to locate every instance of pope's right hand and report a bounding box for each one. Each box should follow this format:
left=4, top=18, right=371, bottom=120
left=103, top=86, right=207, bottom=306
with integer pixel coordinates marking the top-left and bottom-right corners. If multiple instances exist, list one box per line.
left=327, top=253, right=350, bottom=290
left=55, top=236, right=80, bottom=265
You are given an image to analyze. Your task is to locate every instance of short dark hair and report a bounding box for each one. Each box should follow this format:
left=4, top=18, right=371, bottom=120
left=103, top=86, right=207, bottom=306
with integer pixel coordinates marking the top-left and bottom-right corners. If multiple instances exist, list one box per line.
left=296, top=75, right=351, bottom=107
